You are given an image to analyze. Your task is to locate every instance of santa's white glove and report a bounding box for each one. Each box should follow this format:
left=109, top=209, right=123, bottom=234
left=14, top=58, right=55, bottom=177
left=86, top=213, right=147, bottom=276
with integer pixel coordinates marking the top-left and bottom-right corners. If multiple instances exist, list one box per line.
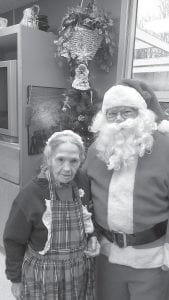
left=84, top=236, right=100, bottom=257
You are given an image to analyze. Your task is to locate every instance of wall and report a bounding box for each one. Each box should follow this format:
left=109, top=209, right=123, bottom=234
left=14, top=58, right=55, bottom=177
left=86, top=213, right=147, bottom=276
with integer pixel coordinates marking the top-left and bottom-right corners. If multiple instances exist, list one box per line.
left=1, top=0, right=122, bottom=97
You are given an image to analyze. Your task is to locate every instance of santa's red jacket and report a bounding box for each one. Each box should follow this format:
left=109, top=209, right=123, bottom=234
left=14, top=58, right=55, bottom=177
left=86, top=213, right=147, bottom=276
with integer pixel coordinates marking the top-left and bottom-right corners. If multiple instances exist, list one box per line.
left=84, top=131, right=169, bottom=269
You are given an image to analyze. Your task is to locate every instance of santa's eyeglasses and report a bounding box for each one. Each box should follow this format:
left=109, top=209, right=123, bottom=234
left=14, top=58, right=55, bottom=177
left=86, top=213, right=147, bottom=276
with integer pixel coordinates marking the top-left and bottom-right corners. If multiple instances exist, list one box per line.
left=106, top=107, right=138, bottom=122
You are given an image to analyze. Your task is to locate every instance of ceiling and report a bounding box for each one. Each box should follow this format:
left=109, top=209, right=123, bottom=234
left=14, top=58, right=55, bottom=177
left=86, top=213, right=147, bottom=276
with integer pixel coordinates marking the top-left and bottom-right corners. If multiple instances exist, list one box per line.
left=0, top=0, right=38, bottom=14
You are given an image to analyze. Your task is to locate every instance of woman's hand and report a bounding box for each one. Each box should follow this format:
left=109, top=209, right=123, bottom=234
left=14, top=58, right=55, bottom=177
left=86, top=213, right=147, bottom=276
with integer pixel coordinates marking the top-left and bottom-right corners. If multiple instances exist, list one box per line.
left=11, top=282, right=22, bottom=299
left=84, top=236, right=100, bottom=257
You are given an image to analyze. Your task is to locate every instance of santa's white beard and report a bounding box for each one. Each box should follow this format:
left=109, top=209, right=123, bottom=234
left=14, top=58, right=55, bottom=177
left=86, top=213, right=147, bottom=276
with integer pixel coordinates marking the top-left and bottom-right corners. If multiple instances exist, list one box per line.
left=93, top=109, right=157, bottom=170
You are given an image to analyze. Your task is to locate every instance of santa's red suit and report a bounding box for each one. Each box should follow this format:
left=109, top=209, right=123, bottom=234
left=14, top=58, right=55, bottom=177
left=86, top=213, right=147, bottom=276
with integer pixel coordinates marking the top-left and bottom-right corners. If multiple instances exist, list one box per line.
left=85, top=131, right=169, bottom=269
left=84, top=79, right=169, bottom=300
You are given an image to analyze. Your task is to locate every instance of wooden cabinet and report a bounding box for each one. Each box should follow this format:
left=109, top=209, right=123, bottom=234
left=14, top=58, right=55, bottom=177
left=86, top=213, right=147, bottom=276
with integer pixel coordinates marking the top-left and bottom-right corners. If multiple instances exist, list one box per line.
left=0, top=24, right=65, bottom=247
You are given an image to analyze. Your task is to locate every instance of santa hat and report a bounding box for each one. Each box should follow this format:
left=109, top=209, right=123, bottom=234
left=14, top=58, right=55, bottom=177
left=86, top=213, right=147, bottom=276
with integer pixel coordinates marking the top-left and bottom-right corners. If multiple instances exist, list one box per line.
left=102, top=78, right=169, bottom=133
left=102, top=84, right=147, bottom=113
left=119, top=79, right=165, bottom=122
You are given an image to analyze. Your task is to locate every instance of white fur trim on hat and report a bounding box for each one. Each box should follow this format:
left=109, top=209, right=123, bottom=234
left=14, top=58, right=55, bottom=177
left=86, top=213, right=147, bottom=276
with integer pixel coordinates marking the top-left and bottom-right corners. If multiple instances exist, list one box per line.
left=102, top=85, right=147, bottom=114
left=158, top=120, right=169, bottom=134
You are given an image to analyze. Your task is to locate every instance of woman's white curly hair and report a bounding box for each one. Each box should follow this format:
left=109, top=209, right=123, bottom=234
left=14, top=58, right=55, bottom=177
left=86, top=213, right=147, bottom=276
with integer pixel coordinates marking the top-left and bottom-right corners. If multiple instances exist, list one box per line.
left=44, top=130, right=85, bottom=162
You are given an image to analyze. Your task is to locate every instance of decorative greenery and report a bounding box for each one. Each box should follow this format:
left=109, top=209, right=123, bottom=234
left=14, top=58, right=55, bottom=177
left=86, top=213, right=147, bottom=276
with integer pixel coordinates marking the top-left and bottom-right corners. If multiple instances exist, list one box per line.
left=59, top=88, right=101, bottom=149
left=53, top=1, right=114, bottom=149
left=54, top=0, right=116, bottom=73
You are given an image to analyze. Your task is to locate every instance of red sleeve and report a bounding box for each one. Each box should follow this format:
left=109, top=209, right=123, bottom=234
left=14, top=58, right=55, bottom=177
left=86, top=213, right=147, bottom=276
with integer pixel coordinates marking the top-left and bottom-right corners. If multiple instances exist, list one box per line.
left=3, top=200, right=32, bottom=282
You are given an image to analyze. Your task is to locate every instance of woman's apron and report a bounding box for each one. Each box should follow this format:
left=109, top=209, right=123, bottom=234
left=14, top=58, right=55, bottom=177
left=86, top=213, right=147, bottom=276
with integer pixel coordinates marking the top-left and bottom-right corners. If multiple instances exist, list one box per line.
left=21, top=179, right=95, bottom=300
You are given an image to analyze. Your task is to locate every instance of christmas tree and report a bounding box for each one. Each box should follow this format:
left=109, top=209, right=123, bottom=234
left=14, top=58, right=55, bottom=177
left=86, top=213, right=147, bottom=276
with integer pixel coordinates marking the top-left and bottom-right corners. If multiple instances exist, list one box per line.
left=59, top=88, right=101, bottom=149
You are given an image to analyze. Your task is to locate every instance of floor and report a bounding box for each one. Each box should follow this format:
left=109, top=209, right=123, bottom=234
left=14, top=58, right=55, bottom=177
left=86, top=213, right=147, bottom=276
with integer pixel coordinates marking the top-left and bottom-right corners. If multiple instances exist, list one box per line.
left=0, top=250, right=14, bottom=299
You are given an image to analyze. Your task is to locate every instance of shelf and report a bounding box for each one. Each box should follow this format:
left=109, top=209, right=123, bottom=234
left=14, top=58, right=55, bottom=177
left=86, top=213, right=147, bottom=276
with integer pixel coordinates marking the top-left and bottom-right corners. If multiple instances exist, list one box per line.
left=0, top=24, right=20, bottom=37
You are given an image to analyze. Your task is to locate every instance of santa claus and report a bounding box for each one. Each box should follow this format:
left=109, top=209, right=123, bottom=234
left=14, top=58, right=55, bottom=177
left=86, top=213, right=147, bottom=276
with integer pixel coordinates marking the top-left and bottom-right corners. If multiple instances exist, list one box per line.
left=84, top=79, right=169, bottom=300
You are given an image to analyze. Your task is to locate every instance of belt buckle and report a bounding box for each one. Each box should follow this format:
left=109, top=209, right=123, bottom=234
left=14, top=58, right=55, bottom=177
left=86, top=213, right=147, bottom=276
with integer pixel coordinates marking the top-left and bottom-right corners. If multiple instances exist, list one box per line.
left=113, top=231, right=127, bottom=248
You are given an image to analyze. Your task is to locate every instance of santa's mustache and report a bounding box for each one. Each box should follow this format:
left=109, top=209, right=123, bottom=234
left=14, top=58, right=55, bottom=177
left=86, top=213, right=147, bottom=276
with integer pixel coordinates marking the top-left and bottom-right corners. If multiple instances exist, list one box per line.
left=99, top=117, right=141, bottom=136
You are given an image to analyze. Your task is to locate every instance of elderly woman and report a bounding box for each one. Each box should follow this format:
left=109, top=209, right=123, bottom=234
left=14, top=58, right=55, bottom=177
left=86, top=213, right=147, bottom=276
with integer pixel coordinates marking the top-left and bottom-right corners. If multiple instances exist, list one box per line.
left=3, top=130, right=99, bottom=300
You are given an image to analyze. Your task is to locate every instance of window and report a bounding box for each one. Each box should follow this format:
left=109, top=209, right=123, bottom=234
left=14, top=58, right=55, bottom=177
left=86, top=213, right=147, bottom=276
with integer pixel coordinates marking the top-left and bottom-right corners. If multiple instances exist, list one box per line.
left=123, top=0, right=169, bottom=113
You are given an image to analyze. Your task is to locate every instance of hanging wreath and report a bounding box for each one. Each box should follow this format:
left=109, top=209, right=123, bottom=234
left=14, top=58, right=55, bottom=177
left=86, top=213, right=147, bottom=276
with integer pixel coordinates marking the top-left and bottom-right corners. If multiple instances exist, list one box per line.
left=54, top=0, right=116, bottom=90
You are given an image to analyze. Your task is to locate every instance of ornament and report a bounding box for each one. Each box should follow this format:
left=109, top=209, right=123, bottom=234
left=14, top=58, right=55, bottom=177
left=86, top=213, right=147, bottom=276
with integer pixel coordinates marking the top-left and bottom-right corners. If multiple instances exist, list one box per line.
left=79, top=188, right=85, bottom=198
left=20, top=4, right=40, bottom=28
left=0, top=17, right=8, bottom=28
left=72, top=63, right=90, bottom=90
left=62, top=96, right=71, bottom=111
left=78, top=114, right=86, bottom=122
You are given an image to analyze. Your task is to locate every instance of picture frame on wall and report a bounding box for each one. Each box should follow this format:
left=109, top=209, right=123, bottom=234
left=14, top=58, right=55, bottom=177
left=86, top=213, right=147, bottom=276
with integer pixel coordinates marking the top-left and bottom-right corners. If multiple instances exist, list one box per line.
left=26, top=85, right=66, bottom=155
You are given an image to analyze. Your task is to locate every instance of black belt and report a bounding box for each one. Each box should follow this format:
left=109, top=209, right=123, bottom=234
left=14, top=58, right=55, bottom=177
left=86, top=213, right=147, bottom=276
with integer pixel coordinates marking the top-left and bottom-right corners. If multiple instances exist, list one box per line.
left=96, top=220, right=167, bottom=248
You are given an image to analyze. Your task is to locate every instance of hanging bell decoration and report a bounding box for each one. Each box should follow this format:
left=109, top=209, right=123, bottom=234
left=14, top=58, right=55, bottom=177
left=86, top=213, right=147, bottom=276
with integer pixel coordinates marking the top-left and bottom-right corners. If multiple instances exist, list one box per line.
left=54, top=0, right=103, bottom=90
